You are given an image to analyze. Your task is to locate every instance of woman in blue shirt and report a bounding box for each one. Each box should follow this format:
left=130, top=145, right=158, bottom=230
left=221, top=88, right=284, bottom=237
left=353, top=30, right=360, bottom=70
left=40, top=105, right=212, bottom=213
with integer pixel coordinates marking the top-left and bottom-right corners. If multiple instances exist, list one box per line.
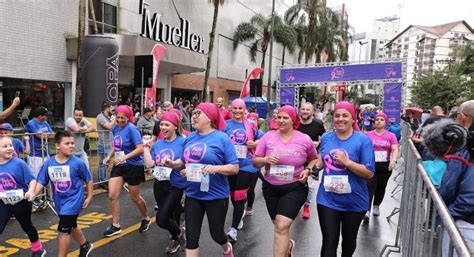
left=315, top=101, right=375, bottom=257
left=102, top=105, right=150, bottom=237
left=144, top=111, right=186, bottom=254
left=164, top=102, right=239, bottom=257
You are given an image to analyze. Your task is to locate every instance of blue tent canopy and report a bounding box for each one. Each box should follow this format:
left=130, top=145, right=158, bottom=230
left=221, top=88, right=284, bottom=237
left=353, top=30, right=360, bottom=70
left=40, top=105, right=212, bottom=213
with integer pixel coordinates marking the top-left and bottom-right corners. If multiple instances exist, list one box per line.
left=242, top=96, right=275, bottom=118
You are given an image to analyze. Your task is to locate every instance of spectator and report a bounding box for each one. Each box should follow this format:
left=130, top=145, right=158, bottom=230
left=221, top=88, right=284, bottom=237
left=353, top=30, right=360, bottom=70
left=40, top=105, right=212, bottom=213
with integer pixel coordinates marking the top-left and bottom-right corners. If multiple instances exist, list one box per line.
left=65, top=108, right=96, bottom=169
left=26, top=106, right=55, bottom=177
left=181, top=100, right=192, bottom=131
left=136, top=107, right=155, bottom=135
left=216, top=97, right=231, bottom=120
left=163, top=101, right=173, bottom=113
left=0, top=97, right=20, bottom=122
left=96, top=101, right=115, bottom=188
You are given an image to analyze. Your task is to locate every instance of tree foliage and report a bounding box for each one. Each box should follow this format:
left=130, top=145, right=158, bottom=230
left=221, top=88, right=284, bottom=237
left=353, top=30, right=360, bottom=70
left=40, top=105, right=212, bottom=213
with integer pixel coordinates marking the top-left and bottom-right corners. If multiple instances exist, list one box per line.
left=411, top=42, right=473, bottom=109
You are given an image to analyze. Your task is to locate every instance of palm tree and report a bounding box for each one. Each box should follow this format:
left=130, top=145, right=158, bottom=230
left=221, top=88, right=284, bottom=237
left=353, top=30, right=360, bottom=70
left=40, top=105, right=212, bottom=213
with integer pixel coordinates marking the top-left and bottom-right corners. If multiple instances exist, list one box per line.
left=202, top=0, right=225, bottom=102
left=232, top=14, right=296, bottom=74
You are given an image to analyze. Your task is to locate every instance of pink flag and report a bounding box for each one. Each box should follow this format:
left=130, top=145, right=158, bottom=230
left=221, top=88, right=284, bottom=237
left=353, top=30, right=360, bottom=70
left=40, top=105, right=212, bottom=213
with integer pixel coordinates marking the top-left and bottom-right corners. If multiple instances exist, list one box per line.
left=146, top=44, right=166, bottom=109
left=240, top=67, right=263, bottom=98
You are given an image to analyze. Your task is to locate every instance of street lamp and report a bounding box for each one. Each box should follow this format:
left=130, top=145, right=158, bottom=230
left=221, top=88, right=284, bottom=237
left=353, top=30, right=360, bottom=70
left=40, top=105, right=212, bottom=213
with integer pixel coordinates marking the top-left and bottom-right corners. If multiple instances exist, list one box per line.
left=358, top=41, right=368, bottom=61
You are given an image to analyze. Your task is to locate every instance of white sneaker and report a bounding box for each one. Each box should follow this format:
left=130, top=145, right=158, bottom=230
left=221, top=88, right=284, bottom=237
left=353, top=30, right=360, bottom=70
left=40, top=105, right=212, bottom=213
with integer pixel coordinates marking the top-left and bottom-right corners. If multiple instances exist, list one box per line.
left=237, top=211, right=245, bottom=230
left=373, top=205, right=380, bottom=216
left=227, top=227, right=238, bottom=242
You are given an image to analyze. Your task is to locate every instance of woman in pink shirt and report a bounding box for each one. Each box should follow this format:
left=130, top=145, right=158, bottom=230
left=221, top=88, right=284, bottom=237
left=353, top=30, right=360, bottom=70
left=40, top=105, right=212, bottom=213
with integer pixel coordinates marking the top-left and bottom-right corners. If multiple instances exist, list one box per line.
left=253, top=105, right=317, bottom=257
left=365, top=112, right=399, bottom=221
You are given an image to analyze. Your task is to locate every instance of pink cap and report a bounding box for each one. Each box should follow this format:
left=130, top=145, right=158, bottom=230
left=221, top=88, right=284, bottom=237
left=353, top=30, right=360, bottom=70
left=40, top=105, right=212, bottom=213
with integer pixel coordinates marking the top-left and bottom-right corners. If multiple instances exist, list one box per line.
left=247, top=113, right=259, bottom=120
left=278, top=105, right=300, bottom=129
left=231, top=99, right=246, bottom=108
left=334, top=101, right=360, bottom=131
left=161, top=111, right=180, bottom=127
left=116, top=105, right=134, bottom=123
left=375, top=112, right=388, bottom=122
left=196, top=102, right=226, bottom=131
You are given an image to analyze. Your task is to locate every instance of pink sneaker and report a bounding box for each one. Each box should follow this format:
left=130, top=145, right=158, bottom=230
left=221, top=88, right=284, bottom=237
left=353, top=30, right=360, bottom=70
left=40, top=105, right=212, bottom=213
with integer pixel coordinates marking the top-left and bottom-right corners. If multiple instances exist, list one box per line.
left=222, top=242, right=234, bottom=257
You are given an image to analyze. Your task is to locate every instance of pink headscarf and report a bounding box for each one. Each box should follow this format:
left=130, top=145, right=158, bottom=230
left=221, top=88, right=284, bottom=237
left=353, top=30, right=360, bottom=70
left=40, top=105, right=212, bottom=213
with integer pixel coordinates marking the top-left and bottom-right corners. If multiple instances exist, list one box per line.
left=196, top=102, right=226, bottom=131
left=231, top=99, right=246, bottom=108
left=375, top=112, right=388, bottom=122
left=247, top=113, right=259, bottom=120
left=169, top=109, right=183, bottom=120
left=115, top=105, right=134, bottom=124
left=278, top=105, right=300, bottom=129
left=334, top=101, right=360, bottom=131
left=161, top=111, right=180, bottom=127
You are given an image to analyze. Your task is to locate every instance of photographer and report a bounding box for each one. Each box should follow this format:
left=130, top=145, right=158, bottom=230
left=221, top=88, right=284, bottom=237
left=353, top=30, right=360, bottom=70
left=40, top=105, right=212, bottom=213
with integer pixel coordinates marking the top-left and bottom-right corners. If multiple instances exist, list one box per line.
left=423, top=100, right=474, bottom=255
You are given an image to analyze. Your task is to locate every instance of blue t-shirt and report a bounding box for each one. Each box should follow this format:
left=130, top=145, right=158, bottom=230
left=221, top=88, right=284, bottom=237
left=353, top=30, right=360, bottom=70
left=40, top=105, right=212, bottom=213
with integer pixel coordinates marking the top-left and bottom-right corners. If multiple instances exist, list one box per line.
left=12, top=138, right=25, bottom=157
left=362, top=112, right=375, bottom=129
left=183, top=130, right=239, bottom=200
left=151, top=136, right=186, bottom=189
left=0, top=157, right=35, bottom=193
left=224, top=120, right=261, bottom=173
left=317, top=131, right=375, bottom=212
left=37, top=156, right=92, bottom=215
left=26, top=119, right=53, bottom=157
left=112, top=123, right=143, bottom=166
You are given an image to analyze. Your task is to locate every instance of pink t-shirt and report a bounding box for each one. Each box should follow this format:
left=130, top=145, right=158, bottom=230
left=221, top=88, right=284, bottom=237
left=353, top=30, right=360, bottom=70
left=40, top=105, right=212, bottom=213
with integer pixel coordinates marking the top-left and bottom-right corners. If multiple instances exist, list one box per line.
left=366, top=130, right=398, bottom=162
left=255, top=130, right=317, bottom=185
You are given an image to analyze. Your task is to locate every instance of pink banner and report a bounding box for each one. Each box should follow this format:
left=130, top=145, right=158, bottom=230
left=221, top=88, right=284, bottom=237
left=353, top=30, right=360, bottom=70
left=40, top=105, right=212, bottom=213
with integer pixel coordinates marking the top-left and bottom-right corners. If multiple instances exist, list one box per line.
left=240, top=67, right=263, bottom=98
left=146, top=44, right=166, bottom=109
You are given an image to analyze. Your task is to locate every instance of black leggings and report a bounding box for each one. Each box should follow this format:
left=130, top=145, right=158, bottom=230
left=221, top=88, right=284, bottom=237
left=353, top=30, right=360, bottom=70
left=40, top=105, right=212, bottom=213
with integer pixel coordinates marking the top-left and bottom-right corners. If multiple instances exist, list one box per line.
left=228, top=171, right=258, bottom=228
left=367, top=162, right=392, bottom=209
left=0, top=200, right=39, bottom=242
left=153, top=180, right=184, bottom=240
left=317, top=204, right=365, bottom=257
left=246, top=172, right=260, bottom=209
left=184, top=197, right=228, bottom=249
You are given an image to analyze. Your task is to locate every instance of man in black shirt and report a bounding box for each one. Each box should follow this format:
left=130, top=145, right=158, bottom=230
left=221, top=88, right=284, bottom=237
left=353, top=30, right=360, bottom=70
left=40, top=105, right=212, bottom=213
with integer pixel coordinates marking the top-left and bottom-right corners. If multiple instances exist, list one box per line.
left=297, top=102, right=326, bottom=219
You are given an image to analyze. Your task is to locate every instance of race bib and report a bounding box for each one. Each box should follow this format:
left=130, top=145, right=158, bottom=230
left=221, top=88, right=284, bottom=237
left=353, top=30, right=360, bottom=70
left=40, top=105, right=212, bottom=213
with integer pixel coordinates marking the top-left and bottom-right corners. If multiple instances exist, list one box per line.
left=114, top=151, right=126, bottom=164
left=375, top=151, right=388, bottom=162
left=269, top=165, right=295, bottom=181
left=234, top=145, right=248, bottom=159
left=185, top=164, right=204, bottom=182
left=48, top=166, right=71, bottom=183
left=152, top=166, right=172, bottom=181
left=0, top=189, right=24, bottom=205
left=324, top=175, right=351, bottom=194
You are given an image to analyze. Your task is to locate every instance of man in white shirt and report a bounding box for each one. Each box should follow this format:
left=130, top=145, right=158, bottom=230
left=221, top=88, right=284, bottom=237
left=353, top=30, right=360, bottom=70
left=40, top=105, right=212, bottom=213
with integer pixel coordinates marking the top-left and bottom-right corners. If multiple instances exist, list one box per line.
left=65, top=108, right=96, bottom=169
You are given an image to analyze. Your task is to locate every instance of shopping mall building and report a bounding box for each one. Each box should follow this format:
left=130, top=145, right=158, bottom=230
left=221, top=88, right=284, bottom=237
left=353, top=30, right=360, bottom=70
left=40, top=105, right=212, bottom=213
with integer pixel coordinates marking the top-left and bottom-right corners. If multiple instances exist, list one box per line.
left=0, top=0, right=299, bottom=125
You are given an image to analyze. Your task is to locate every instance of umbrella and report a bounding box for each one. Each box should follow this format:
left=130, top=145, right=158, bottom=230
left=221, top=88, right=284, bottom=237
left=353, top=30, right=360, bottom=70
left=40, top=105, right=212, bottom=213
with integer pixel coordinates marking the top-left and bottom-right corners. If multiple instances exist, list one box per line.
left=405, top=107, right=423, bottom=119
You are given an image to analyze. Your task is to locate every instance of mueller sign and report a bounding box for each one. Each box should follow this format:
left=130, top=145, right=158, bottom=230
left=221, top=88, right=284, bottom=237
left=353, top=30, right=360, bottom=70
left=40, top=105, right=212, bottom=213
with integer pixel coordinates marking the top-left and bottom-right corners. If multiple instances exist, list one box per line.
left=139, top=0, right=205, bottom=53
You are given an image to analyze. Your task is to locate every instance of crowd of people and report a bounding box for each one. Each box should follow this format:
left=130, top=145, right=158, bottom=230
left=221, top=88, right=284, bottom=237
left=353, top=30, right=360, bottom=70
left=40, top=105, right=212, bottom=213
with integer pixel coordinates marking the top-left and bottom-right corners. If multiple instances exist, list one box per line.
left=0, top=95, right=473, bottom=257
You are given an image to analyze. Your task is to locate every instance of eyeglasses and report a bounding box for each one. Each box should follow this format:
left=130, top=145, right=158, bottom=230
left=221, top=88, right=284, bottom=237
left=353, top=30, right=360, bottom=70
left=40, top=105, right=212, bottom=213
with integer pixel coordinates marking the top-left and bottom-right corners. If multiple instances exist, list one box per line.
left=192, top=110, right=202, bottom=117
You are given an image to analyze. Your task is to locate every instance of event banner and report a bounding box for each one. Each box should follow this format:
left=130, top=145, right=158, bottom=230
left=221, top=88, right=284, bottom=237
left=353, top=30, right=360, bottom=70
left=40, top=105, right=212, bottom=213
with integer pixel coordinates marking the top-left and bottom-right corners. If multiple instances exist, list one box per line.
left=146, top=44, right=166, bottom=109
left=383, top=83, right=402, bottom=124
left=280, top=62, right=402, bottom=84
left=280, top=87, right=295, bottom=107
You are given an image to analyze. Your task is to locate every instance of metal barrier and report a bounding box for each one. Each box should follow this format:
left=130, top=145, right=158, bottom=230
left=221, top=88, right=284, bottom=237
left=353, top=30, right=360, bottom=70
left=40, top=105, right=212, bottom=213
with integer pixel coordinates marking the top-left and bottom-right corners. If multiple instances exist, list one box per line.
left=380, top=122, right=473, bottom=257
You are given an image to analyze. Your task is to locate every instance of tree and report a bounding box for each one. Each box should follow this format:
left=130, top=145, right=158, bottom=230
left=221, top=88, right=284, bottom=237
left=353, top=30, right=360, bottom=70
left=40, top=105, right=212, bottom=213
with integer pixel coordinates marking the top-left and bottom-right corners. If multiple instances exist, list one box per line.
left=232, top=14, right=296, bottom=74
left=202, top=0, right=225, bottom=102
left=76, top=0, right=86, bottom=106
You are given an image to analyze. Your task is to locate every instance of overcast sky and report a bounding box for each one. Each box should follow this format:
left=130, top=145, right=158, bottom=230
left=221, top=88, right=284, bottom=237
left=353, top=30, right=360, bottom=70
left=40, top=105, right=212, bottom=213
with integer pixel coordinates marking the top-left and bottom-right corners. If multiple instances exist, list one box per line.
left=327, top=0, right=474, bottom=33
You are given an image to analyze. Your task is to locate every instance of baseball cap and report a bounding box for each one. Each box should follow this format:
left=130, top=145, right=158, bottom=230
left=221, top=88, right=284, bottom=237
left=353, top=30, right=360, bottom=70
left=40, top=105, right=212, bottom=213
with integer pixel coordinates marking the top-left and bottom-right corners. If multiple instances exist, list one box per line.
left=0, top=123, right=13, bottom=131
left=35, top=106, right=49, bottom=117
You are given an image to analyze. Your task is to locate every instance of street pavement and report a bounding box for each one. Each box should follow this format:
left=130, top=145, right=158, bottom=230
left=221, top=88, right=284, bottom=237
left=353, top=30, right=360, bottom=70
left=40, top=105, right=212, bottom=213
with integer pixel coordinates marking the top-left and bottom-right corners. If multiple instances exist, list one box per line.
left=1, top=175, right=402, bottom=257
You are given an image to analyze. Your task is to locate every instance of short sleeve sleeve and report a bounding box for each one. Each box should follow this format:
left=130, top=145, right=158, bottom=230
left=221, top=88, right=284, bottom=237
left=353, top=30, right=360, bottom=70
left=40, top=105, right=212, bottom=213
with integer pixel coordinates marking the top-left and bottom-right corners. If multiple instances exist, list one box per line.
left=37, top=159, right=50, bottom=186
left=254, top=132, right=268, bottom=157
left=130, top=126, right=142, bottom=146
left=222, top=136, right=239, bottom=164
left=360, top=136, right=376, bottom=172
left=79, top=160, right=92, bottom=183
left=22, top=161, right=36, bottom=185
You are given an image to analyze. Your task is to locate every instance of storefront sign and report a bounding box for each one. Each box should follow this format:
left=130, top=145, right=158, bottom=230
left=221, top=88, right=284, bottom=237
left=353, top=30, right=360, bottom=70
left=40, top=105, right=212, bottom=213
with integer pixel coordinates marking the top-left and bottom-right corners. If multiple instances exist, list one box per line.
left=139, top=0, right=205, bottom=53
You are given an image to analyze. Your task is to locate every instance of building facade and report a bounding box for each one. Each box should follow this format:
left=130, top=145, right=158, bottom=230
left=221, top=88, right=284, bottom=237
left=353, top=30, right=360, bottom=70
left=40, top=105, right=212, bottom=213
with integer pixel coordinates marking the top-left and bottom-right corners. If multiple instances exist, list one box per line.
left=385, top=20, right=474, bottom=104
left=0, top=0, right=300, bottom=125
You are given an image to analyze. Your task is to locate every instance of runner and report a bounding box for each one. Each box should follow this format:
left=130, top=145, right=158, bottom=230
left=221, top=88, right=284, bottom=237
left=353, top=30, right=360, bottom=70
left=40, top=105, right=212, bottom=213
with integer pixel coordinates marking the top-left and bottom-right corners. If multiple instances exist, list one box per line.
left=245, top=112, right=265, bottom=216
left=31, top=131, right=93, bottom=257
left=102, top=105, right=151, bottom=237
left=224, top=99, right=261, bottom=242
left=297, top=102, right=326, bottom=219
left=253, top=105, right=318, bottom=257
left=143, top=111, right=186, bottom=254
left=0, top=136, right=45, bottom=257
left=365, top=112, right=399, bottom=222
left=315, top=101, right=375, bottom=257
left=163, top=102, right=239, bottom=257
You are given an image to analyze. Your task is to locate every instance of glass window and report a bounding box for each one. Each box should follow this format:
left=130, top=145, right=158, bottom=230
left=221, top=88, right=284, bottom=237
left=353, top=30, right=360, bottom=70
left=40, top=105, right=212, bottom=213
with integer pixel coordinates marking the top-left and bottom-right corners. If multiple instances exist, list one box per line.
left=88, top=1, right=117, bottom=34
left=103, top=3, right=117, bottom=33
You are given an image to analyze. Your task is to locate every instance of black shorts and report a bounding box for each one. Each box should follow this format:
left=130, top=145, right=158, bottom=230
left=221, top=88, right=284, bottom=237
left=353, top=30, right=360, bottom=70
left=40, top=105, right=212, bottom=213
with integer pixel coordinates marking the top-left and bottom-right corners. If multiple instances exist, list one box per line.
left=111, top=165, right=145, bottom=186
left=57, top=215, right=79, bottom=234
left=262, top=180, right=308, bottom=220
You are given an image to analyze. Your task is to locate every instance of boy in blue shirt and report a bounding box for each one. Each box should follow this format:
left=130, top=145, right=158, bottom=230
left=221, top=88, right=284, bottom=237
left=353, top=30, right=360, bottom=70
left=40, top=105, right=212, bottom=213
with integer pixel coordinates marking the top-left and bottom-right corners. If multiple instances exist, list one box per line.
left=30, top=131, right=94, bottom=257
